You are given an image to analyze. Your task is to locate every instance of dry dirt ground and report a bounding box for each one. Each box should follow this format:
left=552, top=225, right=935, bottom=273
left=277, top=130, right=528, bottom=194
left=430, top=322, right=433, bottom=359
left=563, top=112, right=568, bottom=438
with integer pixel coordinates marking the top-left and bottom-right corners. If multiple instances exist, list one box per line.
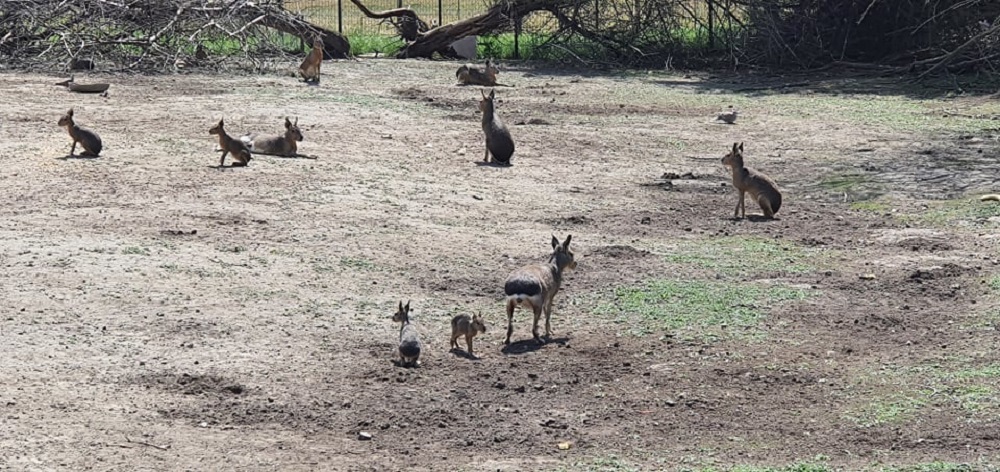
left=1, top=60, right=1000, bottom=471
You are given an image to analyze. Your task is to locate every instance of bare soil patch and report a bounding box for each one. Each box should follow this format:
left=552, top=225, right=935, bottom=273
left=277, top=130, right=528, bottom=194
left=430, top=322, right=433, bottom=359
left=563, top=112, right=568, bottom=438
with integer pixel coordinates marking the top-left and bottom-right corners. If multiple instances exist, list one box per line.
left=1, top=60, right=999, bottom=471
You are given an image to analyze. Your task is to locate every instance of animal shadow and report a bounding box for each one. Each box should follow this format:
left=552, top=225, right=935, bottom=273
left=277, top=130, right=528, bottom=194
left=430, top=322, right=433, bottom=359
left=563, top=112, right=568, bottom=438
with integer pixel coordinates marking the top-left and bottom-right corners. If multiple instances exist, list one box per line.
left=269, top=153, right=318, bottom=160
left=57, top=154, right=99, bottom=160
left=449, top=348, right=480, bottom=361
left=474, top=160, right=512, bottom=168
left=732, top=215, right=780, bottom=223
left=501, top=336, right=569, bottom=355
left=208, top=164, right=249, bottom=169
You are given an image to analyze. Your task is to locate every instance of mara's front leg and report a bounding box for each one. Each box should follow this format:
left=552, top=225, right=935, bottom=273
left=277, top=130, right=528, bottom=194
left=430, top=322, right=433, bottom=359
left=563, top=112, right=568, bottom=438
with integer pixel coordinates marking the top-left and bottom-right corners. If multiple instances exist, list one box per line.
left=543, top=300, right=554, bottom=338
left=219, top=150, right=229, bottom=167
left=69, top=140, right=77, bottom=157
left=465, top=335, right=476, bottom=357
left=735, top=190, right=746, bottom=218
left=484, top=142, right=491, bottom=163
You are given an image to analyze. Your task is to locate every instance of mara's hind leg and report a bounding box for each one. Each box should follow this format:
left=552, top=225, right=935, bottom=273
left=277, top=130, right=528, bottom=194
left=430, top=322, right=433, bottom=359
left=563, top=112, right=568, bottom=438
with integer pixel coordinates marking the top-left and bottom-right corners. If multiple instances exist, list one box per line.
left=758, top=195, right=776, bottom=218
left=504, top=299, right=515, bottom=345
left=531, top=304, right=544, bottom=344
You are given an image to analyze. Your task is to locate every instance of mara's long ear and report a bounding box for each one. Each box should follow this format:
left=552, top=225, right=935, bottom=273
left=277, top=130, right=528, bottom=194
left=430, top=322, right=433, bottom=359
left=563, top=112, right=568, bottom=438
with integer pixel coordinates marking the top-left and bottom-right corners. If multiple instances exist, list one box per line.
left=481, top=89, right=487, bottom=99
left=404, top=300, right=410, bottom=314
left=285, top=117, right=292, bottom=128
left=294, top=116, right=298, bottom=126
left=739, top=142, right=744, bottom=152
left=551, top=235, right=559, bottom=249
left=563, top=234, right=572, bottom=248
left=398, top=300, right=404, bottom=312
left=732, top=142, right=739, bottom=153
left=67, top=108, right=74, bottom=117
left=489, top=89, right=496, bottom=100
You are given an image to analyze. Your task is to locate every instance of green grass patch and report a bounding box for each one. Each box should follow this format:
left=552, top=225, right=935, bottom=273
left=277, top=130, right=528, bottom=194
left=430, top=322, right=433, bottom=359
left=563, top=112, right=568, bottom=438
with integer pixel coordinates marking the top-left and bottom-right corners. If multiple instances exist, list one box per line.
left=817, top=174, right=871, bottom=192
left=687, top=462, right=988, bottom=472
left=121, top=246, right=151, bottom=256
left=550, top=455, right=640, bottom=472
left=699, top=463, right=834, bottom=472
left=596, top=279, right=809, bottom=341
left=879, top=463, right=982, bottom=472
left=987, top=275, right=1000, bottom=292
left=665, top=237, right=818, bottom=277
left=348, top=34, right=402, bottom=56
left=849, top=395, right=929, bottom=428
left=340, top=256, right=376, bottom=271
left=900, top=198, right=1000, bottom=228
left=849, top=200, right=891, bottom=213
left=847, top=359, right=1000, bottom=427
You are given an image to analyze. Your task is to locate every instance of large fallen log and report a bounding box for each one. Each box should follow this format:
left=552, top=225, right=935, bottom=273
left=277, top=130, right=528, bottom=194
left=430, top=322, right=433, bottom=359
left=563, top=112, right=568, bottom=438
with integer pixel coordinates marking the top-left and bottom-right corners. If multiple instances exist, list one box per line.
left=257, top=6, right=350, bottom=59
left=349, top=0, right=576, bottom=59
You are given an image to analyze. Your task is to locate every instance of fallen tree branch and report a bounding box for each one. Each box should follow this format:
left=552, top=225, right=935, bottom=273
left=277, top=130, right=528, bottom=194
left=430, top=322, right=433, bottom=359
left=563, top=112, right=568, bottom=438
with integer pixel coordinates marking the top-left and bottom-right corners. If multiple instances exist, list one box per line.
left=393, top=0, right=577, bottom=59
left=918, top=21, right=1000, bottom=79
left=0, top=0, right=350, bottom=70
left=348, top=0, right=428, bottom=42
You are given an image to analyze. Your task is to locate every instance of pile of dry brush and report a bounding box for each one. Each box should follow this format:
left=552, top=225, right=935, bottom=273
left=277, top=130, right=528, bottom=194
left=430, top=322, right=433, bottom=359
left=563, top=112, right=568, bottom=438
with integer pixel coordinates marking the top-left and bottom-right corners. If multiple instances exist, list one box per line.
left=0, top=0, right=997, bottom=77
left=742, top=0, right=1000, bottom=75
left=0, top=0, right=349, bottom=71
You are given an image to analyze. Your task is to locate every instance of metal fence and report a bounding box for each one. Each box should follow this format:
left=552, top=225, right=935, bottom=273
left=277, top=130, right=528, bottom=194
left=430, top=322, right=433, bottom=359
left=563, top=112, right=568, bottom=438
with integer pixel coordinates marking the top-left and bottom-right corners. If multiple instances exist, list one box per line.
left=285, top=0, right=493, bottom=36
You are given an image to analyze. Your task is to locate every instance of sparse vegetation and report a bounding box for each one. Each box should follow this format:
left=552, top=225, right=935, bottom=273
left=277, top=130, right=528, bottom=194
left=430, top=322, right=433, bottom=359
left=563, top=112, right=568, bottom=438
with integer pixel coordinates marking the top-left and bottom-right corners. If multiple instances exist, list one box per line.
left=665, top=237, right=819, bottom=277
left=597, top=279, right=809, bottom=341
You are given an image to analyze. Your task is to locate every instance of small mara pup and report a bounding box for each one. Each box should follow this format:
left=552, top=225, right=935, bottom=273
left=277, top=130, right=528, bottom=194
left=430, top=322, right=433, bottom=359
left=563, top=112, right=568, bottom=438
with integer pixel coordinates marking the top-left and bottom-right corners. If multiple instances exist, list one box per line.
left=721, top=142, right=782, bottom=219
left=298, top=37, right=323, bottom=84
left=450, top=313, right=487, bottom=358
left=479, top=89, right=515, bottom=166
left=209, top=119, right=252, bottom=167
left=504, top=235, right=577, bottom=345
left=393, top=301, right=422, bottom=367
left=58, top=108, right=102, bottom=157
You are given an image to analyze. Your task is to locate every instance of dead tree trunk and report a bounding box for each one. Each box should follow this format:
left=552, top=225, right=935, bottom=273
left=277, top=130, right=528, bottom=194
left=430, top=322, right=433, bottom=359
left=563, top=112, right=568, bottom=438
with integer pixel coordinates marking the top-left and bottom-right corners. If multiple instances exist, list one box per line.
left=350, top=0, right=576, bottom=59
left=348, top=0, right=428, bottom=42
left=257, top=8, right=351, bottom=58
left=398, top=0, right=576, bottom=58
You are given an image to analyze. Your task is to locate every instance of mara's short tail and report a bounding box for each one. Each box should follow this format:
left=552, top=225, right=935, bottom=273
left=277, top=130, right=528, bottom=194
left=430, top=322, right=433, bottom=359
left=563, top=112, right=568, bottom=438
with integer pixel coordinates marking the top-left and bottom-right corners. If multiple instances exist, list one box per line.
left=455, top=66, right=467, bottom=79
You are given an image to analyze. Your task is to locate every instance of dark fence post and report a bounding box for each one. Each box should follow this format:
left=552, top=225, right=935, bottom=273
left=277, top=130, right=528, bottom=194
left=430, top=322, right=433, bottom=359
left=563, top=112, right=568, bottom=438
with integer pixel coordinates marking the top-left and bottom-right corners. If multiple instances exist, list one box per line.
left=438, top=0, right=443, bottom=27
left=337, top=0, right=343, bottom=34
left=708, top=0, right=715, bottom=49
left=514, top=15, right=521, bottom=59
